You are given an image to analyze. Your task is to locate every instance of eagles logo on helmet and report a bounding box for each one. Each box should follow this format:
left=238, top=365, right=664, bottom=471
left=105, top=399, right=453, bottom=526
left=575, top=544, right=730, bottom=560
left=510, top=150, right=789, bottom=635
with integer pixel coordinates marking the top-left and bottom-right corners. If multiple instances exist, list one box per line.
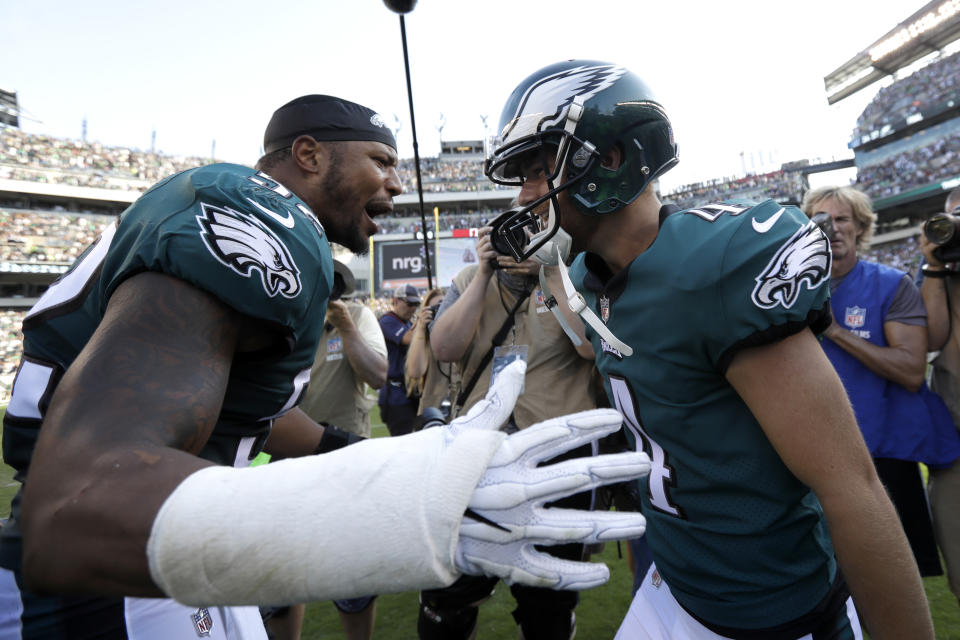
left=485, top=60, right=679, bottom=262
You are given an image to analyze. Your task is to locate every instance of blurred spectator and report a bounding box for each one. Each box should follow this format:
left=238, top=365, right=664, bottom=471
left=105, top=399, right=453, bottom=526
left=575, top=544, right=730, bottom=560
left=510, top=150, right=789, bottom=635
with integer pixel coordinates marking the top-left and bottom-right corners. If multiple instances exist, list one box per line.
left=377, top=285, right=424, bottom=436
left=299, top=260, right=387, bottom=437
left=403, top=287, right=458, bottom=421
left=916, top=187, right=960, bottom=607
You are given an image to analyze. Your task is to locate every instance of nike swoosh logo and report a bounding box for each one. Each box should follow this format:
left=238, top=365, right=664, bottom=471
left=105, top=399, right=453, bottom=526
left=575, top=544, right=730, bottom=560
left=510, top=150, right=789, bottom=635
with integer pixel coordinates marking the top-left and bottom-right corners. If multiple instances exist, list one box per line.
left=247, top=198, right=295, bottom=228
left=752, top=207, right=785, bottom=233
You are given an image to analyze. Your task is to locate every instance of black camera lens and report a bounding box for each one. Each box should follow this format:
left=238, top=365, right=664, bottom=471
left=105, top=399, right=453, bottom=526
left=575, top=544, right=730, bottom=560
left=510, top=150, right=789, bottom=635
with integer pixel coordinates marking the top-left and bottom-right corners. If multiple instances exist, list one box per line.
left=811, top=212, right=835, bottom=241
left=925, top=214, right=959, bottom=246
left=925, top=213, right=960, bottom=263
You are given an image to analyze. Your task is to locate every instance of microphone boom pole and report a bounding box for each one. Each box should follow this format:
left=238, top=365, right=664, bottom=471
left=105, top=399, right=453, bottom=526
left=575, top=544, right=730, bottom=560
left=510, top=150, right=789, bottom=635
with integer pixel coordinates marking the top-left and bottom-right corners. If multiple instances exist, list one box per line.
left=395, top=12, right=434, bottom=291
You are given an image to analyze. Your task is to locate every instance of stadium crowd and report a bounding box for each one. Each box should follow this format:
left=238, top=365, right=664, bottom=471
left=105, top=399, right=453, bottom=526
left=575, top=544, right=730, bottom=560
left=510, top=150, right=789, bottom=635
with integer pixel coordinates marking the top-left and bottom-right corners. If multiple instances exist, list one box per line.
left=0, top=208, right=111, bottom=263
left=856, top=129, right=960, bottom=200
left=3, top=125, right=820, bottom=206
left=852, top=50, right=960, bottom=143
left=662, top=170, right=807, bottom=209
left=1, top=127, right=505, bottom=195
left=0, top=127, right=208, bottom=190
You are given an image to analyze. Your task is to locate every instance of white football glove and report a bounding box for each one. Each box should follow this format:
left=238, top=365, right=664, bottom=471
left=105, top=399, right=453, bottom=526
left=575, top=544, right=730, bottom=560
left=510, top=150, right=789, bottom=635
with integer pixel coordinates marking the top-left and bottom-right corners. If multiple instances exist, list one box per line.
left=448, top=360, right=651, bottom=591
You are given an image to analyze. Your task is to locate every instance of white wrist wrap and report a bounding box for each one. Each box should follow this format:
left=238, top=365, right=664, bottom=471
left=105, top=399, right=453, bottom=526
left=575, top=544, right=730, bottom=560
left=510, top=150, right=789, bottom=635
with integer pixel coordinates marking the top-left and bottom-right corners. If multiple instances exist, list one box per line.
left=147, top=426, right=505, bottom=606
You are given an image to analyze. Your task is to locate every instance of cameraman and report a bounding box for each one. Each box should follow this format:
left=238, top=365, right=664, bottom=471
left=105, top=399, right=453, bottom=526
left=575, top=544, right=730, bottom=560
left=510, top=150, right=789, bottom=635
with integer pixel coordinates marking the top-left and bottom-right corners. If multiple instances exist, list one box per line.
left=918, top=187, right=960, bottom=606
left=802, top=185, right=960, bottom=580
left=420, top=224, right=597, bottom=640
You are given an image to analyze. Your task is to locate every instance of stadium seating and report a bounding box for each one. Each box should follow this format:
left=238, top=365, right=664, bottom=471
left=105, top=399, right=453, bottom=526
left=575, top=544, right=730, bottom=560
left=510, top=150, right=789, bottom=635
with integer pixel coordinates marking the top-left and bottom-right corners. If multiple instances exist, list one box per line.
left=852, top=51, right=960, bottom=145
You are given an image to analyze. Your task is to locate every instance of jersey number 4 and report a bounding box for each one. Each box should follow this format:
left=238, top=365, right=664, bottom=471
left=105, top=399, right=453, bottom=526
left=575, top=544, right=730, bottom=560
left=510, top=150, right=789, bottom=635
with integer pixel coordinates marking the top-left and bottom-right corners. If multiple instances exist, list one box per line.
left=609, top=376, right=686, bottom=519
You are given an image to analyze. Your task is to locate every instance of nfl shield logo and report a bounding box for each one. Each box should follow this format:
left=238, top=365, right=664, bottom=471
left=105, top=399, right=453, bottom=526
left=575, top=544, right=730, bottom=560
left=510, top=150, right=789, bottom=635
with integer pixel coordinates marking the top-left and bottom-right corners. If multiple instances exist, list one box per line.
left=192, top=607, right=214, bottom=637
left=600, top=295, right=610, bottom=324
left=845, top=306, right=866, bottom=329
left=536, top=288, right=546, bottom=306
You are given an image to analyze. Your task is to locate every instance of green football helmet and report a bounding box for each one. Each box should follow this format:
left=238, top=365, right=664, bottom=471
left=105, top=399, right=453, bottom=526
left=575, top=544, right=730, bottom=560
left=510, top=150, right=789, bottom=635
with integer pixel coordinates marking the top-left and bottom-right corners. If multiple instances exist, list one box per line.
left=485, top=60, right=679, bottom=262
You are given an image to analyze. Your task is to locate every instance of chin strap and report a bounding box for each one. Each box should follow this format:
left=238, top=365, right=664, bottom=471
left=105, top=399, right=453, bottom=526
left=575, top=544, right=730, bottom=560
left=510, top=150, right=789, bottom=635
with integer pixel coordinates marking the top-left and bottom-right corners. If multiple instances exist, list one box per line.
left=537, top=266, right=582, bottom=347
left=554, top=248, right=633, bottom=357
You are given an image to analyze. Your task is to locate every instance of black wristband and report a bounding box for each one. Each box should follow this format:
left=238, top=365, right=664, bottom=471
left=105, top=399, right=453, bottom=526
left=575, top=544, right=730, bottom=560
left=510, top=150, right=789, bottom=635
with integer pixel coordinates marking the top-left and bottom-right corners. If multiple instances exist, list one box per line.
left=922, top=265, right=952, bottom=279
left=314, top=424, right=365, bottom=454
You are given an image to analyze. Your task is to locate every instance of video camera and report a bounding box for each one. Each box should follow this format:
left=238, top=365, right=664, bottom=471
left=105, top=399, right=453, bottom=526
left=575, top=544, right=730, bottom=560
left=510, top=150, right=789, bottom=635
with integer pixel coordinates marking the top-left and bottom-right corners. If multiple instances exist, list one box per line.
left=924, top=211, right=960, bottom=263
left=810, top=211, right=835, bottom=241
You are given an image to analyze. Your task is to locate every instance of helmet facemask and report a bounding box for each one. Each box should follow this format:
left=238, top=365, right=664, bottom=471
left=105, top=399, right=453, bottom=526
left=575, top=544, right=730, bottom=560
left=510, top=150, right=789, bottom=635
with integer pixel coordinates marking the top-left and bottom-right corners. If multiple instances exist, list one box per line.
left=485, top=104, right=598, bottom=263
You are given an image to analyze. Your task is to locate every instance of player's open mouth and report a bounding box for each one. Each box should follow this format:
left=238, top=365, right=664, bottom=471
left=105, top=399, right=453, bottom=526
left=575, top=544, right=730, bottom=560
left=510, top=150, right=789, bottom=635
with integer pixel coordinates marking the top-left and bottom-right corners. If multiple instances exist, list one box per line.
left=365, top=203, right=393, bottom=219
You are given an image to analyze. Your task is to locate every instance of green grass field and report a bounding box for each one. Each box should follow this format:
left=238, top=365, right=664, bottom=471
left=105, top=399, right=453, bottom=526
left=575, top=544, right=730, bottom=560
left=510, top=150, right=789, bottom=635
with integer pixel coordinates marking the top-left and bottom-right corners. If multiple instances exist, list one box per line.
left=1, top=405, right=958, bottom=638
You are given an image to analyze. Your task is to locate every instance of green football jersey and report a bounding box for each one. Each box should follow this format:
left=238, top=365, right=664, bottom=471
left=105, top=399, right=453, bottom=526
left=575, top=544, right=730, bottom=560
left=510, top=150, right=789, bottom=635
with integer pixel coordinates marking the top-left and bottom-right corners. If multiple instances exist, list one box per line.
left=570, top=200, right=834, bottom=629
left=4, top=163, right=333, bottom=478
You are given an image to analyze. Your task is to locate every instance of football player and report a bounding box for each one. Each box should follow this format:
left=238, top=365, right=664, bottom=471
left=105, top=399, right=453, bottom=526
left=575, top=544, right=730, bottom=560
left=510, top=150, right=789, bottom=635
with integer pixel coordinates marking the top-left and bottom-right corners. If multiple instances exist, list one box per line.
left=485, top=60, right=934, bottom=639
left=0, top=94, right=651, bottom=639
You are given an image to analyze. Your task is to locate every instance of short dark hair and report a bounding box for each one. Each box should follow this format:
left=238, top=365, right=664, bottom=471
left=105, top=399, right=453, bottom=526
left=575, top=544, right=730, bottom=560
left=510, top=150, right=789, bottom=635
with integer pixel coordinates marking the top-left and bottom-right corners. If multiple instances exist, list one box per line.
left=255, top=147, right=291, bottom=172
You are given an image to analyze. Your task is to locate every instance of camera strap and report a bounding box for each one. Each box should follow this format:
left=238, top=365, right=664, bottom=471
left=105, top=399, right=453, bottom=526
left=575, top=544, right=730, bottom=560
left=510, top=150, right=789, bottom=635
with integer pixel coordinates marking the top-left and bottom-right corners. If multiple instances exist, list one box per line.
left=454, top=286, right=532, bottom=415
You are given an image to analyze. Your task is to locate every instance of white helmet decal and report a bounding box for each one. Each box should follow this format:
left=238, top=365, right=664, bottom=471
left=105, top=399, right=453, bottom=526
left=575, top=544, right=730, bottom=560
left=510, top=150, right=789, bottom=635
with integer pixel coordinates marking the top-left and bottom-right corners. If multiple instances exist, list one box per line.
left=499, top=64, right=627, bottom=142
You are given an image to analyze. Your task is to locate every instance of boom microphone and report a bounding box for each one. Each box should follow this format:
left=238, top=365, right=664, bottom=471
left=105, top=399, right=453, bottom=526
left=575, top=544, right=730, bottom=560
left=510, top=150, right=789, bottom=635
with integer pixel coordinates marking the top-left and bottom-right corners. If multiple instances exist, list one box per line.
left=382, top=0, right=417, bottom=13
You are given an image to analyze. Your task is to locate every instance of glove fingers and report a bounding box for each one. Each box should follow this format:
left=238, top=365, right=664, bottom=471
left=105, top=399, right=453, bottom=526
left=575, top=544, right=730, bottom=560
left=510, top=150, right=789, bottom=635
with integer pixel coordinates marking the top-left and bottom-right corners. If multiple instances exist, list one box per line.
left=452, top=360, right=527, bottom=432
left=526, top=508, right=648, bottom=543
left=458, top=542, right=612, bottom=591
left=461, top=507, right=646, bottom=545
left=489, top=409, right=625, bottom=467
left=472, top=451, right=651, bottom=510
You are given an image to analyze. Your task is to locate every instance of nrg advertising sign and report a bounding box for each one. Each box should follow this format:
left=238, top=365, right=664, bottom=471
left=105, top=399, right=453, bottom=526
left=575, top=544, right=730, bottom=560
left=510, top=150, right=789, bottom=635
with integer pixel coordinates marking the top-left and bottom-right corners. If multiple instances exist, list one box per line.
left=376, top=235, right=482, bottom=291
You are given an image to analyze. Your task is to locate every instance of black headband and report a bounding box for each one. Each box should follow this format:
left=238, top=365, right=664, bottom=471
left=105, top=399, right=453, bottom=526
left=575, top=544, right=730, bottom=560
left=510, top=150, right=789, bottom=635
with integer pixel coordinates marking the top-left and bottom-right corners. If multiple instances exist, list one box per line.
left=263, top=94, right=397, bottom=154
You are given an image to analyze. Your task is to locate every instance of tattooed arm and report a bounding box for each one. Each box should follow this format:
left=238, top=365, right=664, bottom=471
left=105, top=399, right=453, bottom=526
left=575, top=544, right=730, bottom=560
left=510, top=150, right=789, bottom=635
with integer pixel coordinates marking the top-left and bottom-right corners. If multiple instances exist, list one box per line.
left=20, top=272, right=242, bottom=596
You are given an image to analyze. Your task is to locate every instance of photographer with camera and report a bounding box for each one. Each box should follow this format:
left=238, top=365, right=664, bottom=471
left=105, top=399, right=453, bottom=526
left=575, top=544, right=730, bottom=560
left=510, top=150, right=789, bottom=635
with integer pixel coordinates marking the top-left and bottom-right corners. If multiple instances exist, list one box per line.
left=418, top=224, right=597, bottom=640
left=404, top=287, right=459, bottom=420
left=300, top=260, right=387, bottom=439
left=802, top=185, right=960, bottom=581
left=918, top=187, right=960, bottom=606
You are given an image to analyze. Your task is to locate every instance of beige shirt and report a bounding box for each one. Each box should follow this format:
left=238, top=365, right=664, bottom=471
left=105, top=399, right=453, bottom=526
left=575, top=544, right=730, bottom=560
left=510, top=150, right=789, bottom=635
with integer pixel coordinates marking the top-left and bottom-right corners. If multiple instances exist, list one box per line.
left=931, top=277, right=960, bottom=430
left=451, top=265, right=597, bottom=428
left=299, top=302, right=387, bottom=437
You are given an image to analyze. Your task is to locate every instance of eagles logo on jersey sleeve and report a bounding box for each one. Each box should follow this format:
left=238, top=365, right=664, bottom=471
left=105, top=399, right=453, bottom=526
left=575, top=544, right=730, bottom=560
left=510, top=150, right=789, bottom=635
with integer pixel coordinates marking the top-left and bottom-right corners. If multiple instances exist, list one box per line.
left=197, top=202, right=302, bottom=299
left=99, top=163, right=333, bottom=336
left=706, top=200, right=831, bottom=369
left=751, top=217, right=831, bottom=310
